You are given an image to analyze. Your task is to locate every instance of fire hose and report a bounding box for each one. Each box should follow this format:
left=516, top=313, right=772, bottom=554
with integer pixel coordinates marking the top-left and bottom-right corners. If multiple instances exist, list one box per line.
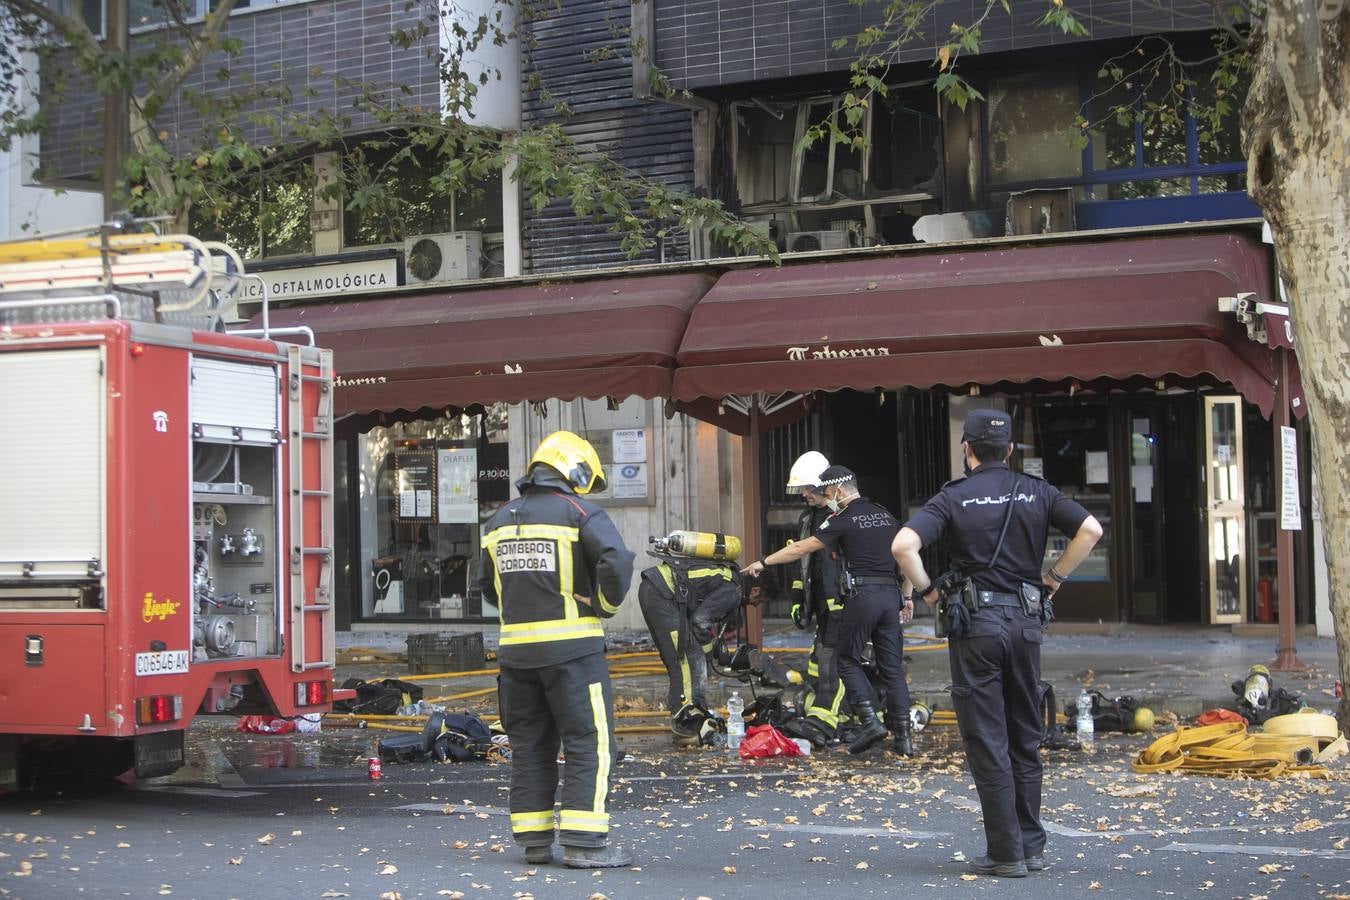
left=1131, top=721, right=1330, bottom=779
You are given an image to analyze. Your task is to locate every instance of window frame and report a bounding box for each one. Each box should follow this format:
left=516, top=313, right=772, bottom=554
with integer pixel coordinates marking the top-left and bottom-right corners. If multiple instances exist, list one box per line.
left=984, top=63, right=1247, bottom=198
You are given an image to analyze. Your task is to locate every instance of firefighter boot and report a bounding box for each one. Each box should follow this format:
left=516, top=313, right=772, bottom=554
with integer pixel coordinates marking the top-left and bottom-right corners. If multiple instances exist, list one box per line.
left=563, top=845, right=635, bottom=868
left=524, top=845, right=553, bottom=865
left=891, top=720, right=915, bottom=757
left=847, top=701, right=889, bottom=754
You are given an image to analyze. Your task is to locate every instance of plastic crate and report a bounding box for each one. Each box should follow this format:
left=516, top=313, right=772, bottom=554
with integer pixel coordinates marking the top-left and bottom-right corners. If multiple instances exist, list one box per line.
left=405, top=631, right=486, bottom=674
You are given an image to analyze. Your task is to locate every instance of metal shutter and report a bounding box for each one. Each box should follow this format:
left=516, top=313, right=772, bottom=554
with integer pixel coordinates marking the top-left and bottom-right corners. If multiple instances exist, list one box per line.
left=190, top=357, right=279, bottom=443
left=0, top=348, right=105, bottom=577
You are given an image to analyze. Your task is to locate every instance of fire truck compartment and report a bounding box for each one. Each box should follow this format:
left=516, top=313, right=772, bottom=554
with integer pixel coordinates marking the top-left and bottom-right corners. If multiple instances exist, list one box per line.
left=0, top=348, right=106, bottom=586
left=0, top=623, right=107, bottom=731
left=190, top=356, right=282, bottom=661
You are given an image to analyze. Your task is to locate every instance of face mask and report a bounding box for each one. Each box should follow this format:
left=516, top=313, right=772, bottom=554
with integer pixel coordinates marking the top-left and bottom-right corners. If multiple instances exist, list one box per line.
left=825, top=492, right=842, bottom=513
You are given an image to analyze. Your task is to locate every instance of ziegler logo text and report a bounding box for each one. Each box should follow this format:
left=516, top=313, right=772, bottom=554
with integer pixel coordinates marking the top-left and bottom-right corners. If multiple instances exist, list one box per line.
left=142, top=592, right=181, bottom=622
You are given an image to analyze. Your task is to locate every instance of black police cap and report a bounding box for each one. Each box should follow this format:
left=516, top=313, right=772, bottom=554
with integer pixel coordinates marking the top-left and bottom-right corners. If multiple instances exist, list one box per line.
left=962, top=409, right=1012, bottom=443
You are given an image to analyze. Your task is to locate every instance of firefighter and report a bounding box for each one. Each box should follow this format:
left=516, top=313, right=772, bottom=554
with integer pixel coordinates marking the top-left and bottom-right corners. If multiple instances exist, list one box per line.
left=478, top=431, right=636, bottom=869
left=637, top=551, right=742, bottom=744
left=637, top=551, right=777, bottom=744
left=784, top=451, right=848, bottom=745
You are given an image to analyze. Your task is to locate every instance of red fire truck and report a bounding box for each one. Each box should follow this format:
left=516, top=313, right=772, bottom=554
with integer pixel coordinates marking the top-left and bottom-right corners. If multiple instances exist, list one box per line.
left=0, top=227, right=335, bottom=788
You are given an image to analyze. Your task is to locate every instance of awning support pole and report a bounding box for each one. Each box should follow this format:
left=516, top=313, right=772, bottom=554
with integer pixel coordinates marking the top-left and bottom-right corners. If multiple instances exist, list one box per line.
left=1272, top=346, right=1306, bottom=671
left=743, top=401, right=764, bottom=648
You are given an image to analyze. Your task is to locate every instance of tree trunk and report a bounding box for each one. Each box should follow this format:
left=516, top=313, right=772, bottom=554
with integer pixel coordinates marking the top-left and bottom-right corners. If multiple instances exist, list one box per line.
left=1245, top=1, right=1350, bottom=727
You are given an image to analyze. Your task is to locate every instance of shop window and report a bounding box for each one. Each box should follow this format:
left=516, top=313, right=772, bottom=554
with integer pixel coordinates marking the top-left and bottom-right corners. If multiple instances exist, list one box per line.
left=189, top=159, right=315, bottom=260
left=356, top=407, right=510, bottom=623
left=987, top=69, right=1083, bottom=184
left=341, top=142, right=504, bottom=248
left=1017, top=402, right=1112, bottom=590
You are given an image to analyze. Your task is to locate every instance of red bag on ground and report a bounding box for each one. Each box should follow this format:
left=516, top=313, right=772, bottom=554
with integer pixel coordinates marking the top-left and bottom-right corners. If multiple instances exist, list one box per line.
left=1197, top=708, right=1248, bottom=727
left=236, top=715, right=297, bottom=734
left=739, top=724, right=804, bottom=759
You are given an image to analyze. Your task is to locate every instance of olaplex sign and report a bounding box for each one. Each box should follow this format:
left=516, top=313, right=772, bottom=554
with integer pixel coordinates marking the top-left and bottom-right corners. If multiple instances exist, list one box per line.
left=239, top=257, right=399, bottom=304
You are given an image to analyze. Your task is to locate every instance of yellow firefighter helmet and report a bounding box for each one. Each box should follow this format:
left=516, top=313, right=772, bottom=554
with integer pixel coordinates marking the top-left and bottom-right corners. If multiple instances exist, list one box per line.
left=529, top=430, right=606, bottom=494
left=786, top=451, right=830, bottom=494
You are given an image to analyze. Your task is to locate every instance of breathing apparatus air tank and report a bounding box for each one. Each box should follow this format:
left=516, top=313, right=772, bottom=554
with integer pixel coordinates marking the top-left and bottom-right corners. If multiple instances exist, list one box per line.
left=1242, top=664, right=1273, bottom=712
left=649, top=530, right=743, bottom=561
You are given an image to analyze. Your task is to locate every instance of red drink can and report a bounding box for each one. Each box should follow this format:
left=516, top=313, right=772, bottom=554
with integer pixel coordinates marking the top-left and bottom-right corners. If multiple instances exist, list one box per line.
left=368, top=756, right=382, bottom=779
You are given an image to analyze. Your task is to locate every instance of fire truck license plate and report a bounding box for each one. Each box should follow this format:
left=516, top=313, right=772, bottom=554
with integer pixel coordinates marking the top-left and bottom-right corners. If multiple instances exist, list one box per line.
left=135, top=650, right=190, bottom=676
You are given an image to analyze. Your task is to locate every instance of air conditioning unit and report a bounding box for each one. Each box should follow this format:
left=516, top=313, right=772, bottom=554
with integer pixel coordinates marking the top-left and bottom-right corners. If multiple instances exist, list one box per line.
left=404, top=232, right=482, bottom=283
left=786, top=230, right=854, bottom=253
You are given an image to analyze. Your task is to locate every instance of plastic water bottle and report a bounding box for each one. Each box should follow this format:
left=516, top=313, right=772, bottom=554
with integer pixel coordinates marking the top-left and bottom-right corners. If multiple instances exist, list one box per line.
left=1076, top=689, right=1095, bottom=751
left=726, top=691, right=745, bottom=756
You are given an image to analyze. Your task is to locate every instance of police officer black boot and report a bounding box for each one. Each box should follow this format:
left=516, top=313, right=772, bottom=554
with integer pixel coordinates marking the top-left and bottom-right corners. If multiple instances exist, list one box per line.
left=891, top=720, right=915, bottom=757
left=847, top=701, right=889, bottom=754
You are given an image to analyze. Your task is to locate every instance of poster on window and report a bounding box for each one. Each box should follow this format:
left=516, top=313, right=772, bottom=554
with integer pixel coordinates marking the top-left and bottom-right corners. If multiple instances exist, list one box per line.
left=609, top=463, right=648, bottom=499
left=394, top=451, right=436, bottom=523
left=612, top=428, right=647, bottom=464
left=438, top=447, right=478, bottom=524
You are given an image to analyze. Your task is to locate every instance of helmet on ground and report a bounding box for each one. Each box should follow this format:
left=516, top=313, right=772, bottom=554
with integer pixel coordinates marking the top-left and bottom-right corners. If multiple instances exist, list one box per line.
left=529, top=430, right=606, bottom=494
left=1130, top=706, right=1156, bottom=732
left=786, top=451, right=830, bottom=494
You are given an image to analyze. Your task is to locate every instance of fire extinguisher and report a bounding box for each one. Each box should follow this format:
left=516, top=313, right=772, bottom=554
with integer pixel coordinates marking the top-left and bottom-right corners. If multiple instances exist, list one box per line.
left=1256, top=576, right=1274, bottom=624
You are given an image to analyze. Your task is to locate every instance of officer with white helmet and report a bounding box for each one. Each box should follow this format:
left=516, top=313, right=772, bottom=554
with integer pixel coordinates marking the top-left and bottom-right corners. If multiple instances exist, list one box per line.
left=782, top=451, right=848, bottom=745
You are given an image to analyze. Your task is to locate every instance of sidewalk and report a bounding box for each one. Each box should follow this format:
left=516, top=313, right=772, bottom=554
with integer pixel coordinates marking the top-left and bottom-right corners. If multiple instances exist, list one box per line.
left=335, top=623, right=1342, bottom=721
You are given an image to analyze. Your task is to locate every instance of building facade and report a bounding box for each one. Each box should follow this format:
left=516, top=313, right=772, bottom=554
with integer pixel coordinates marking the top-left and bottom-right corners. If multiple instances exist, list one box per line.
left=6, top=0, right=1323, bottom=634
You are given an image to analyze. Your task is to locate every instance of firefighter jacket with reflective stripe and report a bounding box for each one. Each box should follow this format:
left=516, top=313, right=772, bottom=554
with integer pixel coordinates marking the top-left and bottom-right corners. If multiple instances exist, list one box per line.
left=479, top=472, right=635, bottom=668
left=639, top=556, right=743, bottom=651
left=794, top=506, right=841, bottom=618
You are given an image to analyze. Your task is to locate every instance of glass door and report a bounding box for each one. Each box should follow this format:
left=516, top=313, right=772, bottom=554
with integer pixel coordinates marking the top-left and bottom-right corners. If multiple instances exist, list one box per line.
left=1204, top=397, right=1246, bottom=624
left=1125, top=405, right=1164, bottom=622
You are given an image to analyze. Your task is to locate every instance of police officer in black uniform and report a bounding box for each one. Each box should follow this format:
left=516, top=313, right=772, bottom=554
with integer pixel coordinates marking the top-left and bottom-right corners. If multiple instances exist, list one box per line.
left=893, top=410, right=1102, bottom=878
left=744, top=465, right=915, bottom=756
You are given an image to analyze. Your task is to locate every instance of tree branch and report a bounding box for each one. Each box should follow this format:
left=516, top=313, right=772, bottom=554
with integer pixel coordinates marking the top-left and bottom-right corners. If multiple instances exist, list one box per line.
left=143, top=0, right=240, bottom=114
left=4, top=0, right=102, bottom=58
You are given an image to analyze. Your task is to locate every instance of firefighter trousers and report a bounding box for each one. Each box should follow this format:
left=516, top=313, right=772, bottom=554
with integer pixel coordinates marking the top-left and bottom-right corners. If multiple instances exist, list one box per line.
left=637, top=581, right=706, bottom=714
left=804, top=612, right=847, bottom=731
left=835, top=584, right=911, bottom=726
left=499, top=651, right=617, bottom=850
left=948, top=605, right=1045, bottom=863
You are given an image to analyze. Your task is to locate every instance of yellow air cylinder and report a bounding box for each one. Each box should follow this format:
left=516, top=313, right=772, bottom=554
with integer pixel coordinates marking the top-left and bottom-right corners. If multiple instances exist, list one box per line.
left=655, top=530, right=743, bottom=561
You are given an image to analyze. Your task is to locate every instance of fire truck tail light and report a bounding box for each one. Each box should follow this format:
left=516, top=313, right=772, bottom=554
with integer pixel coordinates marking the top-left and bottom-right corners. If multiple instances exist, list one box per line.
left=130, top=342, right=146, bottom=358
left=295, top=680, right=330, bottom=707
left=136, top=694, right=182, bottom=725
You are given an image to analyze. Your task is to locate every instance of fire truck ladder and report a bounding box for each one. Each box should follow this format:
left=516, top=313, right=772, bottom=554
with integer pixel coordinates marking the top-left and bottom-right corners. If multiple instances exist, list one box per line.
left=287, top=344, right=336, bottom=673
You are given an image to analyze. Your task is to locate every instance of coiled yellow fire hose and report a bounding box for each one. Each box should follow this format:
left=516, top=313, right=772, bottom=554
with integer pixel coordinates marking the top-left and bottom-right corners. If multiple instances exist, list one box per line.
left=1131, top=721, right=1329, bottom=779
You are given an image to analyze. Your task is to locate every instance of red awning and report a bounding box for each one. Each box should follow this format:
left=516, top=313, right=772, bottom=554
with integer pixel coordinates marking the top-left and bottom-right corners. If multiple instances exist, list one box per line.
left=673, top=232, right=1299, bottom=418
left=259, top=272, right=714, bottom=417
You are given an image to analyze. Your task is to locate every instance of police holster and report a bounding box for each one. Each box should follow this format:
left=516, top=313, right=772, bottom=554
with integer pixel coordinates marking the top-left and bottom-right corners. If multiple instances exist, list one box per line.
left=935, top=477, right=1021, bottom=641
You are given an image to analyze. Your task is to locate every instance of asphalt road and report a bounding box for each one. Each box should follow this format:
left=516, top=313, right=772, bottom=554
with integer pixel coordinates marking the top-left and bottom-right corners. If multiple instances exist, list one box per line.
left=2, top=720, right=1347, bottom=899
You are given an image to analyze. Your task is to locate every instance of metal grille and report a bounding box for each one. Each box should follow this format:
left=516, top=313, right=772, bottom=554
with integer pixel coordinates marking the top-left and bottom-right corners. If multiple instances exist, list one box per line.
left=899, top=390, right=951, bottom=578
left=761, top=413, right=823, bottom=619
left=764, top=415, right=821, bottom=506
